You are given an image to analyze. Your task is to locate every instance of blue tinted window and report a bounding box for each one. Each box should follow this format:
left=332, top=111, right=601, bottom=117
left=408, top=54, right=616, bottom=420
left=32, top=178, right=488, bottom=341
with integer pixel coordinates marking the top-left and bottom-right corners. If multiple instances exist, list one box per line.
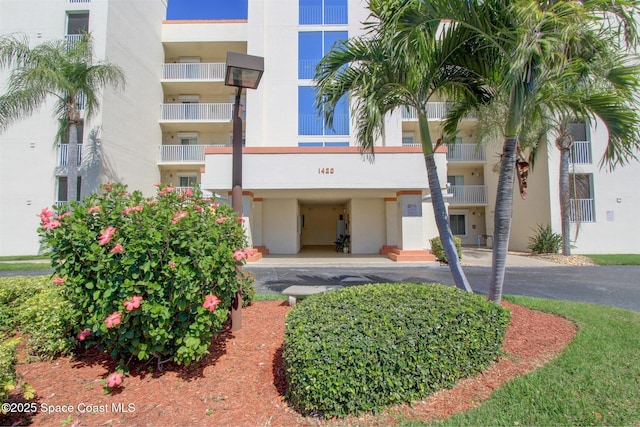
left=299, top=0, right=347, bottom=25
left=298, top=86, right=322, bottom=135
left=324, top=141, right=349, bottom=146
left=298, top=86, right=349, bottom=136
left=298, top=31, right=347, bottom=79
left=298, top=142, right=324, bottom=147
left=298, top=32, right=322, bottom=79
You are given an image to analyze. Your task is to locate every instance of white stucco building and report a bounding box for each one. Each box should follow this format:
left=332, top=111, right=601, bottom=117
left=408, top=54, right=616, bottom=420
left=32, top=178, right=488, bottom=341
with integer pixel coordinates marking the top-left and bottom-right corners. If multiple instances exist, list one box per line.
left=1, top=0, right=638, bottom=257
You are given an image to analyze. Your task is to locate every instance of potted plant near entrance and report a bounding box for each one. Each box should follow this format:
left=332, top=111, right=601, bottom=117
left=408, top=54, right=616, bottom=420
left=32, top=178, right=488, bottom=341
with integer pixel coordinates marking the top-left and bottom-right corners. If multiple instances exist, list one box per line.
left=343, top=235, right=350, bottom=253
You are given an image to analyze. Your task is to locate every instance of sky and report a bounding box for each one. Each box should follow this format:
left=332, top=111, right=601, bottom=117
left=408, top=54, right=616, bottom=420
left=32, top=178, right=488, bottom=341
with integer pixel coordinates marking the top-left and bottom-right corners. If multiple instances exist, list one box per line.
left=166, top=0, right=248, bottom=20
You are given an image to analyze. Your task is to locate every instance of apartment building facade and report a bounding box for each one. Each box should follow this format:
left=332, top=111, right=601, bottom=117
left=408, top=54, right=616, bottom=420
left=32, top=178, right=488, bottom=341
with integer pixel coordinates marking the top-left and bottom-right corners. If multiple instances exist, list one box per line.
left=1, top=0, right=638, bottom=256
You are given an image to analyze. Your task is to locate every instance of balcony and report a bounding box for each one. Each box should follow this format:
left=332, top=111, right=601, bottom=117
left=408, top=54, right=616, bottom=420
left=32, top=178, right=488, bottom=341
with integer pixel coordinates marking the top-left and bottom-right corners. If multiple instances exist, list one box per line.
left=57, top=144, right=83, bottom=167
left=447, top=144, right=486, bottom=162
left=448, top=185, right=488, bottom=205
left=569, top=198, right=595, bottom=222
left=402, top=103, right=476, bottom=121
left=161, top=63, right=226, bottom=81
left=160, top=103, right=234, bottom=122
left=570, top=140, right=592, bottom=164
left=159, top=144, right=227, bottom=164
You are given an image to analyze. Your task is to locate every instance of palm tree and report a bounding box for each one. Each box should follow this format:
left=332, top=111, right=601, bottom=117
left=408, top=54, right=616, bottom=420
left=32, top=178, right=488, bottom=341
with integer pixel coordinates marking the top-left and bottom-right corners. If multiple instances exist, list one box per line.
left=545, top=41, right=640, bottom=255
left=315, top=2, right=493, bottom=292
left=389, top=0, right=640, bottom=303
left=0, top=33, right=125, bottom=203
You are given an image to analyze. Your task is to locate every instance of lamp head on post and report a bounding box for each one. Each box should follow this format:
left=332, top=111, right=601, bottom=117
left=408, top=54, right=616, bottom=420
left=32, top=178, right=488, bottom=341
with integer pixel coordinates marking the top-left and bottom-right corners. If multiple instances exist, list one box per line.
left=225, top=51, right=264, bottom=90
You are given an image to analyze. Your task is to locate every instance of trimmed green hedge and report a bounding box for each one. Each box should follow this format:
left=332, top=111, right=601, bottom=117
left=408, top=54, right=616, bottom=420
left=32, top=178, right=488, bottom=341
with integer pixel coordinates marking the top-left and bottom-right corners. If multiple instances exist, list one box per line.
left=283, top=283, right=510, bottom=418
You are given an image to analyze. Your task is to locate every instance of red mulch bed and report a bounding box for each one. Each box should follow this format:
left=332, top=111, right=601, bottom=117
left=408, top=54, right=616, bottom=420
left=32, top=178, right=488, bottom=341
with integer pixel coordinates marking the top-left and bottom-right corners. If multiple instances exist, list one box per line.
left=2, top=300, right=576, bottom=426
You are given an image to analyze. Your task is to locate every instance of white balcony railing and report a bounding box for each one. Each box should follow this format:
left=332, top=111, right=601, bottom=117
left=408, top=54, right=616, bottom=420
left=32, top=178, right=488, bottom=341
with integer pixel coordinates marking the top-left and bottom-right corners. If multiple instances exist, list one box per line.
left=162, top=63, right=226, bottom=81
left=570, top=140, right=592, bottom=164
left=447, top=144, right=486, bottom=162
left=402, top=103, right=475, bottom=121
left=448, top=185, right=488, bottom=205
left=160, top=103, right=234, bottom=122
left=64, top=34, right=85, bottom=48
left=57, top=144, right=83, bottom=166
left=159, top=144, right=228, bottom=163
left=569, top=198, right=595, bottom=222
left=69, top=0, right=91, bottom=3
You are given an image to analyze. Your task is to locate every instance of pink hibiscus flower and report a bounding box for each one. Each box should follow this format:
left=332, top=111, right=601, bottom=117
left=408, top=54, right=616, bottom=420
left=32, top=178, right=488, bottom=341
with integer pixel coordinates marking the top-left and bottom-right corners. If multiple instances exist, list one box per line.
left=216, top=217, right=228, bottom=224
left=52, top=276, right=65, bottom=285
left=123, top=295, right=143, bottom=311
left=202, top=295, right=221, bottom=312
left=77, top=329, right=91, bottom=341
left=99, top=227, right=116, bottom=246
left=87, top=205, right=101, bottom=214
left=39, top=207, right=54, bottom=223
left=110, top=243, right=124, bottom=254
left=105, top=372, right=124, bottom=388
left=233, top=250, right=246, bottom=261
left=58, top=212, right=72, bottom=219
left=42, top=220, right=61, bottom=230
left=104, top=312, right=122, bottom=328
left=168, top=261, right=176, bottom=269
left=172, top=211, right=188, bottom=224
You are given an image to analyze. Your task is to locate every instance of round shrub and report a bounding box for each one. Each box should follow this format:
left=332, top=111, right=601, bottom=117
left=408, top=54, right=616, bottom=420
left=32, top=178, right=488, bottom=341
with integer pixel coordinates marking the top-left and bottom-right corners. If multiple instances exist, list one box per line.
left=429, top=236, right=462, bottom=263
left=283, top=283, right=510, bottom=417
left=37, top=183, right=253, bottom=365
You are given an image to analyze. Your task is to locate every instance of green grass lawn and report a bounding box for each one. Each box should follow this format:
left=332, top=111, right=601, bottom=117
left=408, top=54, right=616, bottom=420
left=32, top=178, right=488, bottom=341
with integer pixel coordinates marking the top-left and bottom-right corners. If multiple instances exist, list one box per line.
left=586, top=254, right=640, bottom=265
left=412, top=295, right=640, bottom=426
left=0, top=263, right=51, bottom=272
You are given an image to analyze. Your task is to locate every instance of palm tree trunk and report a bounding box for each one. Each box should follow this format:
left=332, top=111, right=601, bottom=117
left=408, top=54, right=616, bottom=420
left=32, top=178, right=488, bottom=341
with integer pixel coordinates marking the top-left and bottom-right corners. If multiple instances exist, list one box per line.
left=559, top=146, right=571, bottom=255
left=488, top=135, right=518, bottom=304
left=66, top=121, right=79, bottom=203
left=424, top=153, right=473, bottom=292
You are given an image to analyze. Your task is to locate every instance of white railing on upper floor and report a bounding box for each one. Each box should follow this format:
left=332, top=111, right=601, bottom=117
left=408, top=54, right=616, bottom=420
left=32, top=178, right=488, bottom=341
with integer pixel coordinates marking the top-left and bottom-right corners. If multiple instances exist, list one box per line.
left=160, top=103, right=234, bottom=122
left=68, top=0, right=91, bottom=3
left=162, top=63, right=226, bottom=81
left=447, top=144, right=486, bottom=162
left=159, top=144, right=228, bottom=163
left=448, top=185, right=488, bottom=205
left=570, top=140, right=592, bottom=164
left=57, top=144, right=83, bottom=167
left=402, top=103, right=475, bottom=121
left=569, top=198, right=595, bottom=222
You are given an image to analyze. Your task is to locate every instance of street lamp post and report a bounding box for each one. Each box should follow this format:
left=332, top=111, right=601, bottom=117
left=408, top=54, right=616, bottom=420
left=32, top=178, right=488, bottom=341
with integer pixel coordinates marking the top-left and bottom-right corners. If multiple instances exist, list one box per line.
left=224, top=51, right=264, bottom=331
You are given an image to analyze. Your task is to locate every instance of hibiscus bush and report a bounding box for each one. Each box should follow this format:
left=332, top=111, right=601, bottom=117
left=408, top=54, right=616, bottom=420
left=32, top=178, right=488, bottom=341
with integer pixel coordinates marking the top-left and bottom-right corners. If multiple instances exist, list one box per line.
left=38, top=183, right=254, bottom=366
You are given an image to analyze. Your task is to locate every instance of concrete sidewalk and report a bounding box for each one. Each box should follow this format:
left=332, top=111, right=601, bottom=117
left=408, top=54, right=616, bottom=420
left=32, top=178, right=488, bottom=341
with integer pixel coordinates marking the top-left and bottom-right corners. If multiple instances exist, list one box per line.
left=249, top=247, right=559, bottom=268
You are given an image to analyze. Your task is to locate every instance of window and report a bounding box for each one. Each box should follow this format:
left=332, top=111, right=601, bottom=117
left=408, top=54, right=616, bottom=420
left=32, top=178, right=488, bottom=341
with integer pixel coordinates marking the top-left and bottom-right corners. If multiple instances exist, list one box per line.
left=66, top=12, right=89, bottom=35
left=179, top=176, right=198, bottom=188
left=298, top=86, right=349, bottom=135
left=569, top=173, right=595, bottom=222
left=449, top=214, right=467, bottom=236
left=57, top=176, right=82, bottom=202
left=298, top=31, right=347, bottom=79
left=569, top=121, right=592, bottom=164
left=298, top=141, right=349, bottom=147
left=402, top=133, right=415, bottom=146
left=299, top=0, right=348, bottom=25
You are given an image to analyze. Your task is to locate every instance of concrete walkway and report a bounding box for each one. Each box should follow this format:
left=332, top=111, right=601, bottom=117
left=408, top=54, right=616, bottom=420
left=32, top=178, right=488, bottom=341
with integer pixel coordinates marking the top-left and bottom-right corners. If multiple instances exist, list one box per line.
left=249, top=247, right=559, bottom=268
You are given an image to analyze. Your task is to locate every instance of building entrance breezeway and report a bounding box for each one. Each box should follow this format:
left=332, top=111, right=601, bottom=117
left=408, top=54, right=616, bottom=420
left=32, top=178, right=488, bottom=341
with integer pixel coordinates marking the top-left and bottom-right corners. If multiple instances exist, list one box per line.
left=299, top=201, right=349, bottom=253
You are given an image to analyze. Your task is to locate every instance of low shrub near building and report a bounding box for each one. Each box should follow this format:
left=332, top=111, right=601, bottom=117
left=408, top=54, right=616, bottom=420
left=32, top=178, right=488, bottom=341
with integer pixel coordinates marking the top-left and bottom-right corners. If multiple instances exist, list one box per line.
left=429, top=236, right=463, bottom=263
left=283, top=283, right=510, bottom=418
left=37, top=183, right=253, bottom=366
left=528, top=224, right=563, bottom=254
left=0, top=276, right=75, bottom=360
